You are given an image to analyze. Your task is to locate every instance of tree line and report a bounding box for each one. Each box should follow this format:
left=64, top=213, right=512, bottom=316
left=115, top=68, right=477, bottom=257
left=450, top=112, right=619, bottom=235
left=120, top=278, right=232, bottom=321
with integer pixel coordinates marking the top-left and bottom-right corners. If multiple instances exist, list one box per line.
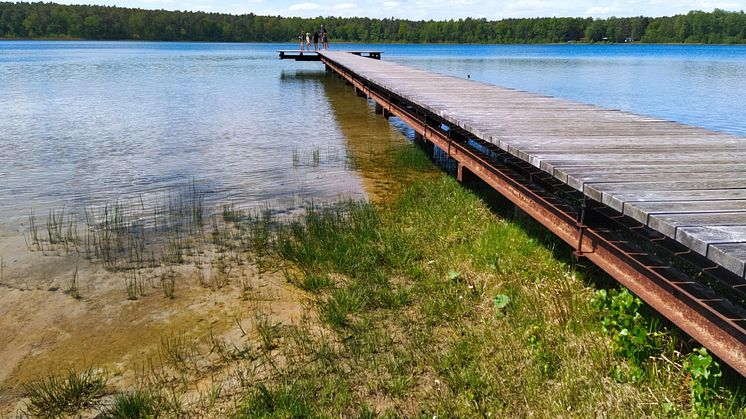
left=1, top=2, right=745, bottom=44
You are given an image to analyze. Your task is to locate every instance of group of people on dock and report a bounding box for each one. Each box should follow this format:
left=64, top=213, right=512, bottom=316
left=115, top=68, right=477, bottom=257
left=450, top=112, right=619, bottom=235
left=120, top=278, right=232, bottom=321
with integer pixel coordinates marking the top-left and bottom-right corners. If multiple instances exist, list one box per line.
left=299, top=25, right=328, bottom=51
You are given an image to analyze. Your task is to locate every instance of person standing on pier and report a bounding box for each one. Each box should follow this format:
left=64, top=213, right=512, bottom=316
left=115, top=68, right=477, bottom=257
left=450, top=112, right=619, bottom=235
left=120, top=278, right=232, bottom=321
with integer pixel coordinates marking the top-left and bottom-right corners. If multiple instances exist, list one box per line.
left=305, top=32, right=311, bottom=50
left=312, top=31, right=320, bottom=51
left=299, top=31, right=306, bottom=50
left=321, top=25, right=329, bottom=50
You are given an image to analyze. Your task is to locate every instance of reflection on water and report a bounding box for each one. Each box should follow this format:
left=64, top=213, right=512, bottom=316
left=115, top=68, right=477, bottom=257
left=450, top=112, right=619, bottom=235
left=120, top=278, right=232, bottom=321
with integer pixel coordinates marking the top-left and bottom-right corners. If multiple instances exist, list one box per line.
left=320, top=73, right=412, bottom=202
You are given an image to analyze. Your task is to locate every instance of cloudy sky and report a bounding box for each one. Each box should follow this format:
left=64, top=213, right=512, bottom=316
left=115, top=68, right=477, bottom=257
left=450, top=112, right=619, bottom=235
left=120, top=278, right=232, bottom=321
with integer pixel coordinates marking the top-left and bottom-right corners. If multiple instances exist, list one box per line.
left=54, top=0, right=746, bottom=19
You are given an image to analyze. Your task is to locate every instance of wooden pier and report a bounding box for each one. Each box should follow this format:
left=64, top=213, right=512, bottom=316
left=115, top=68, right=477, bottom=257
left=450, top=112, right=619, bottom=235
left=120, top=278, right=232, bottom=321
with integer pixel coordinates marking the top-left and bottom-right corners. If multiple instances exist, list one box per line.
left=301, top=51, right=746, bottom=375
left=279, top=50, right=381, bottom=61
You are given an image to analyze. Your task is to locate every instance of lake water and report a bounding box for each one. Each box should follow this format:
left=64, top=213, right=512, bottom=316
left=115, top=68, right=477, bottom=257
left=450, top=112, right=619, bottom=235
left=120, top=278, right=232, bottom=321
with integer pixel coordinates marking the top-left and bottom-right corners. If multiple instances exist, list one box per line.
left=2, top=41, right=746, bottom=232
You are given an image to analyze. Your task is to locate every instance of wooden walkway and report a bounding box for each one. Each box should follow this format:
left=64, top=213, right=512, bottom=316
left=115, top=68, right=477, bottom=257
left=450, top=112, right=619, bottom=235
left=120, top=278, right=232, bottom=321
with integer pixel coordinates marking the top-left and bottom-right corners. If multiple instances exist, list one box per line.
left=319, top=51, right=746, bottom=279
left=279, top=50, right=381, bottom=61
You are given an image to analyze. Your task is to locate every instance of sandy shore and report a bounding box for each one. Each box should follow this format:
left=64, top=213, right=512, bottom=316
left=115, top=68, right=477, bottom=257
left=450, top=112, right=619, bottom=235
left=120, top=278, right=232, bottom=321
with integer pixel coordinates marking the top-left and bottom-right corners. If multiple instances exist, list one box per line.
left=0, top=228, right=306, bottom=415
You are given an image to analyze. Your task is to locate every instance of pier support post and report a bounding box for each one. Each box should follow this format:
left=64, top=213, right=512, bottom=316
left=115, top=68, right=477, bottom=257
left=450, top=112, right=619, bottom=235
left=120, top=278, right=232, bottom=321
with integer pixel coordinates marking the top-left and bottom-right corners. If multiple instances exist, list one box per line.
left=374, top=102, right=390, bottom=119
left=414, top=132, right=434, bottom=159
left=457, top=163, right=480, bottom=184
left=325, top=64, right=332, bottom=72
left=355, top=87, right=366, bottom=98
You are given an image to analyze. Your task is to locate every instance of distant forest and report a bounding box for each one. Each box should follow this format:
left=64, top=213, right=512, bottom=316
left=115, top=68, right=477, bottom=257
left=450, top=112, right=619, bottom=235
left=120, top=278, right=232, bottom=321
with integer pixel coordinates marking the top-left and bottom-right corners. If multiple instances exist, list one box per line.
left=2, top=2, right=746, bottom=44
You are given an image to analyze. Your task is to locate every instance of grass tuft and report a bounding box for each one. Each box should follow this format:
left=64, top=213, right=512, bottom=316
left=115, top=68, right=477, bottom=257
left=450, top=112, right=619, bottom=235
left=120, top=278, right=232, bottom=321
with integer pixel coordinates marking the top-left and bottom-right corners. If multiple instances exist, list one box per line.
left=23, top=368, right=107, bottom=418
left=102, top=390, right=159, bottom=419
left=236, top=382, right=314, bottom=418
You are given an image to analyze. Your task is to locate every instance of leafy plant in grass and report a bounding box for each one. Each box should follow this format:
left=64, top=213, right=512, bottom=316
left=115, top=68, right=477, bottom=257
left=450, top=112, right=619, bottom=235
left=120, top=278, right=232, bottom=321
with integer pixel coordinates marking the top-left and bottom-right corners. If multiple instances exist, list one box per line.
left=684, top=347, right=726, bottom=417
left=591, top=288, right=670, bottom=382
left=493, top=294, right=510, bottom=314
left=23, top=368, right=107, bottom=418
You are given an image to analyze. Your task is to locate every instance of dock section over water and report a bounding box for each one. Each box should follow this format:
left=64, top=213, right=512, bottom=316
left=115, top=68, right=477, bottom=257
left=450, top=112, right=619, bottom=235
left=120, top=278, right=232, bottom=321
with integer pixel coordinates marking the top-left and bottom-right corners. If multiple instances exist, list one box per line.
left=319, top=50, right=746, bottom=279
left=279, top=50, right=381, bottom=61
left=309, top=50, right=746, bottom=376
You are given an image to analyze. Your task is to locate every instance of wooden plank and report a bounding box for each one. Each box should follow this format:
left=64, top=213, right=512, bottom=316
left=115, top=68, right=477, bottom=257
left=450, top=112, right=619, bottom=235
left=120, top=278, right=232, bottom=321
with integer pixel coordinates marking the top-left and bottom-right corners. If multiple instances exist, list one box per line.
left=647, top=212, right=746, bottom=239
left=708, top=243, right=746, bottom=278
left=588, top=183, right=746, bottom=212
left=573, top=172, right=746, bottom=194
left=622, top=200, right=746, bottom=225
left=676, top=226, right=746, bottom=255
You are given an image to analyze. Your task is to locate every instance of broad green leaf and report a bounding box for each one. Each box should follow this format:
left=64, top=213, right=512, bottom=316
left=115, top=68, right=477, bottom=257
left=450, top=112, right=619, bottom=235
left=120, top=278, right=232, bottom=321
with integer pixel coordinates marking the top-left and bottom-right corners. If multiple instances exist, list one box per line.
left=494, top=294, right=510, bottom=309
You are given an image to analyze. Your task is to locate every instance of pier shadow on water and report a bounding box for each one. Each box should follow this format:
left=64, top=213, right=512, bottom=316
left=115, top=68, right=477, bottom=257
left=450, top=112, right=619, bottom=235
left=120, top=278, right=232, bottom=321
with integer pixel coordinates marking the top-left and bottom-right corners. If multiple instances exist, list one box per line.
left=281, top=69, right=414, bottom=203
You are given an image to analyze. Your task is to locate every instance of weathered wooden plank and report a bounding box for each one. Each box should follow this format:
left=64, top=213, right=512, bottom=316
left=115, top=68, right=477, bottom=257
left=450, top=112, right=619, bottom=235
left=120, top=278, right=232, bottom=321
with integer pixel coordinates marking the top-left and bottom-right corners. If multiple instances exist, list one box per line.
left=647, top=212, right=746, bottom=239
left=554, top=164, right=746, bottom=178
left=708, top=243, right=746, bottom=278
left=622, top=200, right=746, bottom=224
left=571, top=172, right=746, bottom=193
left=676, top=226, right=746, bottom=256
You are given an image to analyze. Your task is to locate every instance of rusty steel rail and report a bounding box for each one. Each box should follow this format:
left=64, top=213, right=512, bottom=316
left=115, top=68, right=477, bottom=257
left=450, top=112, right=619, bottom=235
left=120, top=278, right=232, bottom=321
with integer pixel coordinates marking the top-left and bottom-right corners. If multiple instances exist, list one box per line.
left=320, top=54, right=746, bottom=377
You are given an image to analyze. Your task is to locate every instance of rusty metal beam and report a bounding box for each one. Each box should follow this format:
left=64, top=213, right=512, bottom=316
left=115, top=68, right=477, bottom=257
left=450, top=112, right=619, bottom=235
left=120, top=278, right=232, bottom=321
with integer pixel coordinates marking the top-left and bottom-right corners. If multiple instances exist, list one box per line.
left=321, top=55, right=746, bottom=376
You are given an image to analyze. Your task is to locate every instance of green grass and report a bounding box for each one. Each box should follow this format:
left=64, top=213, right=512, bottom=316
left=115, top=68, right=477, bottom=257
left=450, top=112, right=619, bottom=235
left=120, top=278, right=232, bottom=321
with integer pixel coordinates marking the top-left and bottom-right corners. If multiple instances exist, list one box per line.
left=225, top=143, right=746, bottom=416
left=235, top=383, right=315, bottom=418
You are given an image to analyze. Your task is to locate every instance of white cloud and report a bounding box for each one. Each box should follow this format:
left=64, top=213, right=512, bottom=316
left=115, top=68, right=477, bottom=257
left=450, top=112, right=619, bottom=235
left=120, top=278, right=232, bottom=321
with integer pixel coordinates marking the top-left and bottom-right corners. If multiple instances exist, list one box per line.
left=698, top=2, right=745, bottom=10
left=52, top=0, right=746, bottom=19
left=585, top=6, right=625, bottom=16
left=288, top=2, right=322, bottom=11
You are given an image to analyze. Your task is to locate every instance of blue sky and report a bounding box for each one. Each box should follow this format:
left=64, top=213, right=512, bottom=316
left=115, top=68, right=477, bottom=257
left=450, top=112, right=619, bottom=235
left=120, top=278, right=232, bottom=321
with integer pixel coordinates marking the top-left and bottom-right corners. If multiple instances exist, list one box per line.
left=54, top=0, right=746, bottom=19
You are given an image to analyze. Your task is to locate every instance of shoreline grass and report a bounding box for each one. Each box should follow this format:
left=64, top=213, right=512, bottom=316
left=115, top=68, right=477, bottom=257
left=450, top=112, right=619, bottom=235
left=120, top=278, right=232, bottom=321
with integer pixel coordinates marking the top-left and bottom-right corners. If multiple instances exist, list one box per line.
left=15, top=141, right=746, bottom=417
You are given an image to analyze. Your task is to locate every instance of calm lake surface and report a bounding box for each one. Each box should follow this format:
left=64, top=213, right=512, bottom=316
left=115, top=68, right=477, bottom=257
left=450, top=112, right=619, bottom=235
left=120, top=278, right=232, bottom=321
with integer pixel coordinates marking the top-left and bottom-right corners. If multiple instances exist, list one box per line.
left=2, top=41, right=746, bottom=231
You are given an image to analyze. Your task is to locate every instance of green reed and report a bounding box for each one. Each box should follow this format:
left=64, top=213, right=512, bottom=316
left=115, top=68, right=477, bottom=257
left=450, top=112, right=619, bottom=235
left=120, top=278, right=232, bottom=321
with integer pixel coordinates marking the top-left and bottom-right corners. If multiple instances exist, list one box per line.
left=67, top=262, right=80, bottom=299
left=26, top=180, right=206, bottom=273
left=124, top=270, right=146, bottom=300
left=160, top=266, right=176, bottom=299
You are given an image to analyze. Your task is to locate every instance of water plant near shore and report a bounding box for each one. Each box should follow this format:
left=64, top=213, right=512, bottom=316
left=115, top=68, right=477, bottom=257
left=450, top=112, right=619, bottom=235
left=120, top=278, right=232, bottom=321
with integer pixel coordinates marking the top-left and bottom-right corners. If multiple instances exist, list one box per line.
left=26, top=180, right=206, bottom=272
left=67, top=262, right=81, bottom=299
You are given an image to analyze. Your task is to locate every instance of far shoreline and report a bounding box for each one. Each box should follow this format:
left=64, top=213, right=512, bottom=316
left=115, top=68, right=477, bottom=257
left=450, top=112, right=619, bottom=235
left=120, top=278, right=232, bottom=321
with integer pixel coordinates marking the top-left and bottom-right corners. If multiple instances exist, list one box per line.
left=3, top=37, right=746, bottom=46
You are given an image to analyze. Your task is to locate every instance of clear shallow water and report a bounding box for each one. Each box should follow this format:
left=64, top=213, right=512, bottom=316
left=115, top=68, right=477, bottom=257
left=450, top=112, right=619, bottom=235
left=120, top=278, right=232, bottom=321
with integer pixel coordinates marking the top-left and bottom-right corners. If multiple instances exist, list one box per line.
left=0, top=41, right=375, bottom=228
left=2, top=41, right=746, bottom=229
